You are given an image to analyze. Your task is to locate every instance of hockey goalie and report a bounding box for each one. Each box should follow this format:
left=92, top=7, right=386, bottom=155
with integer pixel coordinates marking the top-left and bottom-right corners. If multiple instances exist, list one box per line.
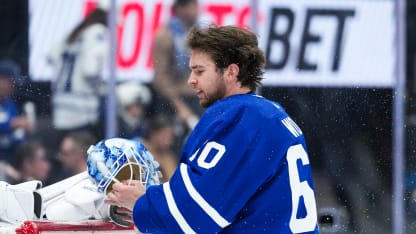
left=0, top=138, right=161, bottom=232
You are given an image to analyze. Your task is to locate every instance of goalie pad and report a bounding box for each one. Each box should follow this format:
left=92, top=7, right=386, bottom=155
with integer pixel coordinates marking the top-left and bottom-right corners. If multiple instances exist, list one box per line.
left=43, top=178, right=108, bottom=221
left=0, top=172, right=111, bottom=225
left=0, top=180, right=42, bottom=224
left=34, top=171, right=90, bottom=204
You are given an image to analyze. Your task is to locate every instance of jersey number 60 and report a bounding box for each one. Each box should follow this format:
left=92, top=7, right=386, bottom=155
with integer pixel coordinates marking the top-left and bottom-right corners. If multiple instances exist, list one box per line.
left=286, top=144, right=317, bottom=233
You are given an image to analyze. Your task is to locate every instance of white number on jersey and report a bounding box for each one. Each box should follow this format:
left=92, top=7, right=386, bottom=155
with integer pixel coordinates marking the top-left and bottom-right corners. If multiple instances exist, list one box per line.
left=189, top=141, right=226, bottom=169
left=286, top=144, right=317, bottom=233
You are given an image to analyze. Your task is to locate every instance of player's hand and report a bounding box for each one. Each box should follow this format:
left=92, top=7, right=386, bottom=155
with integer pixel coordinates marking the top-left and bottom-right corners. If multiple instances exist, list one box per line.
left=105, top=180, right=146, bottom=211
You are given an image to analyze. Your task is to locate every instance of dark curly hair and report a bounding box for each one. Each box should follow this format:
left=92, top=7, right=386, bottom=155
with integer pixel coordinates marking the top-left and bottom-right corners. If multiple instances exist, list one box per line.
left=186, top=24, right=266, bottom=91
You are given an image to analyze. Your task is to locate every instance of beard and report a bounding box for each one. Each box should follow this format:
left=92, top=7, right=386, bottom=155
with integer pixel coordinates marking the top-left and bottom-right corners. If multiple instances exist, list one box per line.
left=200, top=81, right=227, bottom=108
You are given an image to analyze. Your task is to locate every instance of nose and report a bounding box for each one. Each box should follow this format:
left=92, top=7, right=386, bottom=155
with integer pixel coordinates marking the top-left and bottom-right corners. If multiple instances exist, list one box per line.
left=187, top=73, right=196, bottom=86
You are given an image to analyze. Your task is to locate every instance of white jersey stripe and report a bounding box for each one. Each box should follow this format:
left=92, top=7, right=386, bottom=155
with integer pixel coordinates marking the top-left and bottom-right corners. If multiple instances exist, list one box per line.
left=163, top=183, right=196, bottom=234
left=282, top=117, right=301, bottom=138
left=180, top=163, right=231, bottom=228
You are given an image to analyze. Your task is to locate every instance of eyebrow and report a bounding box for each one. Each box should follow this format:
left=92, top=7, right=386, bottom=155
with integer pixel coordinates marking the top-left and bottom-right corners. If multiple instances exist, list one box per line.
left=190, top=65, right=205, bottom=70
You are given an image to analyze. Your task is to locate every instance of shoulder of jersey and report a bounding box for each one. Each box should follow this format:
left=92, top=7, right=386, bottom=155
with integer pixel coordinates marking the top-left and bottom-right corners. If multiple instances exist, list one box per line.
left=216, top=94, right=283, bottom=113
left=203, top=94, right=284, bottom=122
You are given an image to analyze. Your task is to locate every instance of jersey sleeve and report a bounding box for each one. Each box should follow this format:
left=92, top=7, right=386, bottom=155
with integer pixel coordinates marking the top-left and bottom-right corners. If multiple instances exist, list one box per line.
left=132, top=102, right=296, bottom=233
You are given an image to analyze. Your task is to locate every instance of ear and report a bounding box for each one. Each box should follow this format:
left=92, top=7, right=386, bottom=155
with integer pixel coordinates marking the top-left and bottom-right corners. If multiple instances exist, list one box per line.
left=225, top=63, right=240, bottom=82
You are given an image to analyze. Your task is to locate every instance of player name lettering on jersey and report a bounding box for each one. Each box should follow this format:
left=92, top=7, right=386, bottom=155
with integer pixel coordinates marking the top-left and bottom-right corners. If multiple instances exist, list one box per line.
left=281, top=117, right=303, bottom=137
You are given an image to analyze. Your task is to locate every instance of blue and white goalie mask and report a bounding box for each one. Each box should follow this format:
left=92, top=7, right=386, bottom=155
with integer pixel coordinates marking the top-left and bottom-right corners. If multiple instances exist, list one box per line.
left=86, top=138, right=161, bottom=194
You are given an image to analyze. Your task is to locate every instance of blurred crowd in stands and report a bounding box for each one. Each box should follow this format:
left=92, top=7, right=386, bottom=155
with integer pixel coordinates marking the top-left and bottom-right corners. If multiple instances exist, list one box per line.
left=0, top=0, right=200, bottom=187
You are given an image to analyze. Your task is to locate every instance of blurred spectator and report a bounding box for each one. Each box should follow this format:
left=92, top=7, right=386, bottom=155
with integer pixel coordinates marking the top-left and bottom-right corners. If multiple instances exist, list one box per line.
left=116, top=81, right=151, bottom=139
left=141, top=114, right=178, bottom=183
left=150, top=0, right=201, bottom=153
left=47, top=6, right=108, bottom=143
left=58, top=130, right=97, bottom=176
left=0, top=160, right=21, bottom=183
left=0, top=59, right=33, bottom=165
left=14, top=139, right=50, bottom=184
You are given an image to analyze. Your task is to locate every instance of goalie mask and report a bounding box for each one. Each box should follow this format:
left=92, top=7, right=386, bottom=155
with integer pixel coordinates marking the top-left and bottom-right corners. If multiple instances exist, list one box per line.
left=87, top=138, right=161, bottom=194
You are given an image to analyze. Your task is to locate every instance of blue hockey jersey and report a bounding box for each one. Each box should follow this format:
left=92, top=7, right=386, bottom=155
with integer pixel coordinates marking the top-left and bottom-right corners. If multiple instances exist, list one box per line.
left=133, top=93, right=319, bottom=233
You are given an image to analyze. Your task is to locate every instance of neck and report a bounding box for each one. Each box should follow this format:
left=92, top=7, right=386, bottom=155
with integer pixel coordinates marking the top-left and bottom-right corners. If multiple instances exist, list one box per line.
left=225, top=85, right=252, bottom=98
